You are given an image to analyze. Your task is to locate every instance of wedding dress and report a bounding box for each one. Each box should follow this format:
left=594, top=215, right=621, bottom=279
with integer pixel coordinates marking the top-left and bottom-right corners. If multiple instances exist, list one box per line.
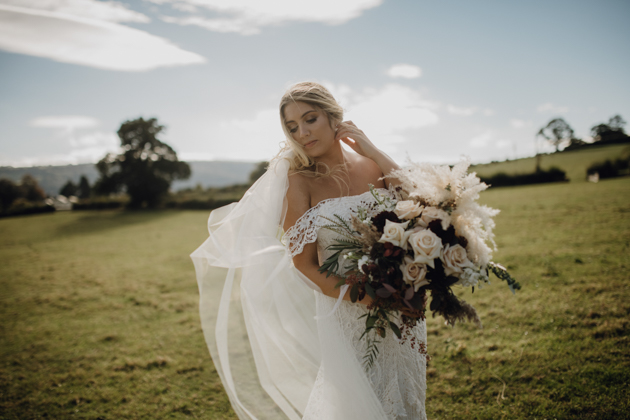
left=191, top=152, right=427, bottom=420
left=284, top=190, right=428, bottom=420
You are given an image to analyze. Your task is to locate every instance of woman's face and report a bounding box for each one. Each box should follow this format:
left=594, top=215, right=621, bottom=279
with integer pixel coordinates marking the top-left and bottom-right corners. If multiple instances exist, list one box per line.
left=283, top=101, right=337, bottom=158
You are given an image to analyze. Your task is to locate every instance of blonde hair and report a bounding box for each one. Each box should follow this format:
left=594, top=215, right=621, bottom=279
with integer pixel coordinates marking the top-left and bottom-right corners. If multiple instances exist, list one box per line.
left=277, top=82, right=345, bottom=177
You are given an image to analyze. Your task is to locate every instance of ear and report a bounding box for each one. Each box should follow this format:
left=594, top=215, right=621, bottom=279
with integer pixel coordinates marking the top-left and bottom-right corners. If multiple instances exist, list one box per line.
left=328, top=115, right=340, bottom=129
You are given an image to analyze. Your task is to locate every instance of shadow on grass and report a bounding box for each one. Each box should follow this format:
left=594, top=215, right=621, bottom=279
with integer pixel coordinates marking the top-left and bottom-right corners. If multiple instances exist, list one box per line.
left=55, top=210, right=179, bottom=237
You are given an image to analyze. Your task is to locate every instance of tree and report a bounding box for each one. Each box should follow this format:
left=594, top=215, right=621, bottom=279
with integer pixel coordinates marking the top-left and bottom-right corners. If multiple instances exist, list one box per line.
left=20, top=175, right=46, bottom=202
left=248, top=161, right=269, bottom=184
left=536, top=118, right=577, bottom=152
left=60, top=180, right=78, bottom=197
left=94, top=117, right=191, bottom=208
left=0, top=178, right=22, bottom=212
left=77, top=176, right=91, bottom=199
left=590, top=114, right=628, bottom=143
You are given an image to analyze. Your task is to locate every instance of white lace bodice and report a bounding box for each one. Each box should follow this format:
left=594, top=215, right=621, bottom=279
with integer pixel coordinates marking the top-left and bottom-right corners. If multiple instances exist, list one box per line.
left=283, top=190, right=428, bottom=420
left=284, top=190, right=384, bottom=263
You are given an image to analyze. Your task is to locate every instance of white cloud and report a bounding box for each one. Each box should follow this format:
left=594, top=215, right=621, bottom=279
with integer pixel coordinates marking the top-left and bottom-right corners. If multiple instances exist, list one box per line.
left=1, top=0, right=150, bottom=22
left=29, top=115, right=119, bottom=164
left=1, top=130, right=119, bottom=166
left=447, top=105, right=477, bottom=116
left=323, top=83, right=440, bottom=161
left=536, top=102, right=568, bottom=114
left=386, top=64, right=422, bottom=79
left=178, top=83, right=439, bottom=161
left=31, top=115, right=100, bottom=130
left=0, top=4, right=205, bottom=71
left=156, top=0, right=383, bottom=35
left=328, top=83, right=439, bottom=147
left=469, top=131, right=493, bottom=148
left=510, top=118, right=532, bottom=129
left=68, top=131, right=116, bottom=147
left=446, top=105, right=494, bottom=117
left=179, top=108, right=283, bottom=161
left=495, top=139, right=512, bottom=149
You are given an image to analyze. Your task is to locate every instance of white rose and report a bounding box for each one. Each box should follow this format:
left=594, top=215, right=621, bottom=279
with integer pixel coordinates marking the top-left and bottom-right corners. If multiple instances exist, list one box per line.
left=401, top=256, right=429, bottom=292
left=441, top=244, right=474, bottom=276
left=394, top=200, right=423, bottom=220
left=417, top=206, right=452, bottom=230
left=378, top=219, right=410, bottom=248
left=408, top=229, right=442, bottom=268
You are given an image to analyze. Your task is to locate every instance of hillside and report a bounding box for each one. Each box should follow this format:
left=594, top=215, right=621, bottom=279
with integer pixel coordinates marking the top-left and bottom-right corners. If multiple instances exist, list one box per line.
left=1, top=144, right=625, bottom=196
left=471, top=143, right=629, bottom=183
left=1, top=178, right=628, bottom=418
left=0, top=161, right=258, bottom=195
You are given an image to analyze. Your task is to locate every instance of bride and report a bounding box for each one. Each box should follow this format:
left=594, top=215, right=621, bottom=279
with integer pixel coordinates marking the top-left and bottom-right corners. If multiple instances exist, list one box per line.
left=191, top=82, right=427, bottom=420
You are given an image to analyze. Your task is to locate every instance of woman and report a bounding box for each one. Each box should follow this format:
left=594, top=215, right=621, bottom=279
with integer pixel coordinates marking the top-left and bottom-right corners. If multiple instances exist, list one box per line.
left=191, top=82, right=427, bottom=420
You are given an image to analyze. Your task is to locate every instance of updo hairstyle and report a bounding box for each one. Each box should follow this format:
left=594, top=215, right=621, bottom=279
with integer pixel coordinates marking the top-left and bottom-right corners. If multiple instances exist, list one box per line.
left=278, top=82, right=344, bottom=175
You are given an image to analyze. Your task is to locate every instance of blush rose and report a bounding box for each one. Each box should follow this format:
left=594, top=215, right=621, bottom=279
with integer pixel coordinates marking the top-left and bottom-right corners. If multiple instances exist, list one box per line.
left=441, top=244, right=474, bottom=276
left=401, top=256, right=429, bottom=291
left=394, top=200, right=423, bottom=220
left=378, top=219, right=410, bottom=248
left=408, top=229, right=442, bottom=268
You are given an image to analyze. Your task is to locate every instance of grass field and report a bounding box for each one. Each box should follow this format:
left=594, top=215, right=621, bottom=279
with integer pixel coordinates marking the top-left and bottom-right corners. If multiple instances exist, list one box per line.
left=1, top=177, right=629, bottom=419
left=471, top=144, right=630, bottom=183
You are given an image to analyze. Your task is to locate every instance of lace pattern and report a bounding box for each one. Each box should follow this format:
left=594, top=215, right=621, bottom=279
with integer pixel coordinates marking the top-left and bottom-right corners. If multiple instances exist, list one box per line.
left=282, top=189, right=389, bottom=258
left=282, top=189, right=427, bottom=420
left=304, top=294, right=427, bottom=420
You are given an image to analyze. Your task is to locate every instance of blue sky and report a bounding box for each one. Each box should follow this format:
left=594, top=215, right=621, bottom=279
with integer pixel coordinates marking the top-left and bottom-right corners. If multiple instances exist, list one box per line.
left=1, top=0, right=629, bottom=167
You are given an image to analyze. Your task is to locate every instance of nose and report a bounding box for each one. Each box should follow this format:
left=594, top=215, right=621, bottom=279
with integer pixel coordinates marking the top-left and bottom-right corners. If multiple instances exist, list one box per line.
left=298, top=124, right=309, bottom=139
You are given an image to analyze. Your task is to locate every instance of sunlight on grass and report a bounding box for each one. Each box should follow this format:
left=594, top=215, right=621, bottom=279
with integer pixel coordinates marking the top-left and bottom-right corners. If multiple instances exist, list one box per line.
left=1, top=178, right=629, bottom=419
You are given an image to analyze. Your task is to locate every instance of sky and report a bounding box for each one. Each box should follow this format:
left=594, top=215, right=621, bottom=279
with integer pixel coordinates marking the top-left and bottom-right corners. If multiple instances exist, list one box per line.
left=0, top=0, right=629, bottom=167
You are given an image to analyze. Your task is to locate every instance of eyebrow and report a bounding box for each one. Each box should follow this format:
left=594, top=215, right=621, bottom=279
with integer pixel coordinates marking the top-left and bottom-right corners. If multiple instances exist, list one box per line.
left=284, top=110, right=316, bottom=125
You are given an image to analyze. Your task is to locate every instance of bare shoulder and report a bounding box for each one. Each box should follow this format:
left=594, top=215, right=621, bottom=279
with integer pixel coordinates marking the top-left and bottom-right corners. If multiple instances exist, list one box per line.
left=349, top=153, right=386, bottom=187
left=283, top=172, right=311, bottom=232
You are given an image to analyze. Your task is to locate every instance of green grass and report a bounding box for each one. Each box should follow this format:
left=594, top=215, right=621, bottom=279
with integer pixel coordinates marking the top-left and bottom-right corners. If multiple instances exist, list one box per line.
left=471, top=143, right=630, bottom=183
left=1, top=178, right=629, bottom=419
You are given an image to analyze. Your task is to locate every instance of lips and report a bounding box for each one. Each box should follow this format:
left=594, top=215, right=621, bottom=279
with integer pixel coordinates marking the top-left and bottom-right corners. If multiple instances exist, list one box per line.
left=304, top=140, right=318, bottom=148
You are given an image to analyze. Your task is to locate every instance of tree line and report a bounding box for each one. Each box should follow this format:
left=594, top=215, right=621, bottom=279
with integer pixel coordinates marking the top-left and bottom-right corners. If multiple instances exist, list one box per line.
left=537, top=114, right=628, bottom=152
left=0, top=117, right=191, bottom=215
left=0, top=175, right=47, bottom=213
left=2, top=113, right=627, bottom=216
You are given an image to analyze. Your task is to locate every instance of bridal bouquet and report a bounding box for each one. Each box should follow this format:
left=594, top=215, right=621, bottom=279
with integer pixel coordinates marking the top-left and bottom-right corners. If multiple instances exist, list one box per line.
left=318, top=159, right=520, bottom=368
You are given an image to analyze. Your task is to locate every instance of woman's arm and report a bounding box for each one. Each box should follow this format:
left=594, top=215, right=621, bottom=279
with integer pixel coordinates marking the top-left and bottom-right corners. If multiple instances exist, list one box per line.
left=335, top=121, right=401, bottom=185
left=284, top=174, right=371, bottom=304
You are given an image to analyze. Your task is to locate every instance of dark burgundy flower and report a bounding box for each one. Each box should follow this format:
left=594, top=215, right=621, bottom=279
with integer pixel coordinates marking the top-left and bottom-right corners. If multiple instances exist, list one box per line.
left=371, top=211, right=400, bottom=233
left=428, top=220, right=458, bottom=247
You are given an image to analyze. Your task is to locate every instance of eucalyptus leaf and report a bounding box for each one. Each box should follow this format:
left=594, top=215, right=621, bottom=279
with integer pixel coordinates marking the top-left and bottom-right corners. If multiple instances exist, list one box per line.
left=389, top=322, right=402, bottom=339
left=365, top=283, right=376, bottom=299
left=350, top=284, right=359, bottom=303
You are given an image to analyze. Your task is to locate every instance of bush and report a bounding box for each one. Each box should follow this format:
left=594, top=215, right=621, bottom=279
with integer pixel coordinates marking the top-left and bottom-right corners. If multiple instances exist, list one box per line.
left=479, top=167, right=568, bottom=187
left=73, top=197, right=127, bottom=210
left=0, top=199, right=55, bottom=218
left=163, top=198, right=238, bottom=210
left=586, top=155, right=630, bottom=180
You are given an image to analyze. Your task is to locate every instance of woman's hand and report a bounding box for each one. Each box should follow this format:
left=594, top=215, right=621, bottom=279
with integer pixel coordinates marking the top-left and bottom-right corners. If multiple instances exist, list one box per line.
left=335, top=121, right=379, bottom=161
left=335, top=120, right=401, bottom=183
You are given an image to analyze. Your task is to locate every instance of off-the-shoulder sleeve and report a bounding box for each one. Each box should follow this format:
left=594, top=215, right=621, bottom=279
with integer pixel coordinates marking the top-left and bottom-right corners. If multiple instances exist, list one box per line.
left=282, top=204, right=322, bottom=258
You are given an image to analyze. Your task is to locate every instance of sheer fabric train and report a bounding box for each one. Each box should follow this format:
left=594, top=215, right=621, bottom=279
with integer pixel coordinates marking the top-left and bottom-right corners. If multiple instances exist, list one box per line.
left=191, top=152, right=389, bottom=419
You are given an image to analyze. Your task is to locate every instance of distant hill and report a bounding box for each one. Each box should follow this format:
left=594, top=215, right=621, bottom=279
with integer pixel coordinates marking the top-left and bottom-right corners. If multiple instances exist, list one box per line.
left=471, top=143, right=630, bottom=183
left=0, top=161, right=258, bottom=196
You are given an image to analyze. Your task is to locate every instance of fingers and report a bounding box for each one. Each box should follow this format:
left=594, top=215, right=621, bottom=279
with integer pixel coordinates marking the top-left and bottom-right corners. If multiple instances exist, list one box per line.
left=335, top=121, right=364, bottom=141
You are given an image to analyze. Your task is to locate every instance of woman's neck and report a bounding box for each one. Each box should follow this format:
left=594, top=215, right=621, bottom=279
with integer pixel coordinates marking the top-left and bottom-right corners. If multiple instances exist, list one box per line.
left=312, top=142, right=348, bottom=173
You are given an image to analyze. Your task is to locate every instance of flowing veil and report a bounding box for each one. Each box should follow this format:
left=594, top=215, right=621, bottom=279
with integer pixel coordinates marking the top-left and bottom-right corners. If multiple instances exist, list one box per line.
left=191, top=151, right=390, bottom=420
